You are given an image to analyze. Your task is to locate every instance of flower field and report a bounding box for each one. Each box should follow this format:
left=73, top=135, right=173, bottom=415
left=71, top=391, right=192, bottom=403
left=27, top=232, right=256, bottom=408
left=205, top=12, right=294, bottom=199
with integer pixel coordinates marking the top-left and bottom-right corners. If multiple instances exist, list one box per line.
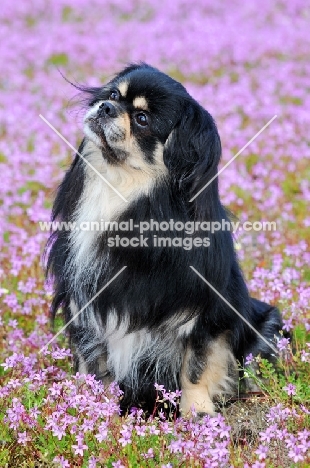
left=0, top=0, right=309, bottom=466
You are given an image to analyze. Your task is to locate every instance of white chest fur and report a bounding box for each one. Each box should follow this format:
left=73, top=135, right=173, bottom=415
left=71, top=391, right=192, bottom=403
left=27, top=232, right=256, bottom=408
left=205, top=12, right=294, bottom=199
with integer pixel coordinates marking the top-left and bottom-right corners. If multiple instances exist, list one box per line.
left=66, top=139, right=166, bottom=286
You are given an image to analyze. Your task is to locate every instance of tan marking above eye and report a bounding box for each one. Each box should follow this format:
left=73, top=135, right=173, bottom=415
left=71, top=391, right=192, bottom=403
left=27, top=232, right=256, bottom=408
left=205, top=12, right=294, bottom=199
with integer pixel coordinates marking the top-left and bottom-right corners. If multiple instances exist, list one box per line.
left=118, top=81, right=128, bottom=97
left=133, top=96, right=149, bottom=111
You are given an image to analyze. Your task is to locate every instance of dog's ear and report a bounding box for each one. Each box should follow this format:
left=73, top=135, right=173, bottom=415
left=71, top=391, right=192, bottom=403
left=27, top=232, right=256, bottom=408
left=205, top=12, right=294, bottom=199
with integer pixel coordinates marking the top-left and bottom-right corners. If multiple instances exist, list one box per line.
left=163, top=100, right=222, bottom=218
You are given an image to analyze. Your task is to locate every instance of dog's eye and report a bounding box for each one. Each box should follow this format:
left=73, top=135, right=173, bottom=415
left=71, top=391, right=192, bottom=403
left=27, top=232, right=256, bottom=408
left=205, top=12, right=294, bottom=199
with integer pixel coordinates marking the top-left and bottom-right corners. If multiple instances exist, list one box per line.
left=109, top=90, right=119, bottom=101
left=135, top=112, right=148, bottom=127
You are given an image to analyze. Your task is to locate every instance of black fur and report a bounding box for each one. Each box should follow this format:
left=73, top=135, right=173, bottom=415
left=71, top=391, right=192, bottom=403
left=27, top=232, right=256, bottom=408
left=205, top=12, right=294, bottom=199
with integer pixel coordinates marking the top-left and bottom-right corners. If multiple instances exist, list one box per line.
left=46, top=63, right=283, bottom=414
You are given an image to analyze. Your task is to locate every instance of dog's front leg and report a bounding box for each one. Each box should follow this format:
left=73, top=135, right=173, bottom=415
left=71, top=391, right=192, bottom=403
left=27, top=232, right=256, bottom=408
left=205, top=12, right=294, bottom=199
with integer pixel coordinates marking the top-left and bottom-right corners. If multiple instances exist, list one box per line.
left=73, top=348, right=113, bottom=386
left=180, top=334, right=236, bottom=416
left=68, top=300, right=113, bottom=385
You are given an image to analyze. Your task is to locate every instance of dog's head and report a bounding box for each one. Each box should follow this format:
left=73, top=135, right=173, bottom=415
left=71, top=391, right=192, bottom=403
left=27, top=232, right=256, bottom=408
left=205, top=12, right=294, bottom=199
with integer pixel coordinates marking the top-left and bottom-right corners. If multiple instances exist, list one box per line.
left=83, top=63, right=222, bottom=208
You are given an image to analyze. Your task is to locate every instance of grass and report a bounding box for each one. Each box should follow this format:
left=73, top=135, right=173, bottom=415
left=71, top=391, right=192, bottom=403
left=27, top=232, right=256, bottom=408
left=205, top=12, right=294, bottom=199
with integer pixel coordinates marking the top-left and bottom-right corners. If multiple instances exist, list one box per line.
left=0, top=303, right=309, bottom=466
left=0, top=113, right=309, bottom=467
left=1, top=1, right=309, bottom=464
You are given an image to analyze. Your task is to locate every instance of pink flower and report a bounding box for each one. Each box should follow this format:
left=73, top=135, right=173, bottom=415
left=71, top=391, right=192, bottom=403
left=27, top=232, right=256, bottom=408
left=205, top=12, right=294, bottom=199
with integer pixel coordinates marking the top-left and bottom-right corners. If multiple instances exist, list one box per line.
left=88, top=455, right=98, bottom=468
left=51, top=425, right=66, bottom=441
left=154, top=383, right=165, bottom=391
left=72, top=433, right=88, bottom=456
left=277, top=337, right=290, bottom=352
left=245, top=353, right=254, bottom=365
left=17, top=431, right=31, bottom=445
left=255, top=444, right=269, bottom=460
left=95, top=422, right=108, bottom=442
left=148, top=424, right=160, bottom=435
left=288, top=446, right=304, bottom=463
left=119, top=424, right=132, bottom=447
left=53, top=456, right=70, bottom=468
left=135, top=424, right=147, bottom=436
left=142, top=448, right=154, bottom=459
left=5, top=398, right=26, bottom=429
left=112, top=461, right=125, bottom=468
left=259, top=425, right=278, bottom=443
left=283, top=383, right=296, bottom=396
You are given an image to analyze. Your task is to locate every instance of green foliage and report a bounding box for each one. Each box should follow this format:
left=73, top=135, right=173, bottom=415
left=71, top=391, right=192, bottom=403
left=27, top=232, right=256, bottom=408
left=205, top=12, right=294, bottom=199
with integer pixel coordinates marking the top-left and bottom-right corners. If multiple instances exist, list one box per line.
left=46, top=53, right=69, bottom=67
left=0, top=152, right=8, bottom=163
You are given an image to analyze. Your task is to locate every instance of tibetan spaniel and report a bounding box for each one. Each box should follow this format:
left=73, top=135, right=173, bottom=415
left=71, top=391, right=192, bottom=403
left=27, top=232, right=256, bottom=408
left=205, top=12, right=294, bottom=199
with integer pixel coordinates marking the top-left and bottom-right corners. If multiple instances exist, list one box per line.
left=47, top=63, right=282, bottom=415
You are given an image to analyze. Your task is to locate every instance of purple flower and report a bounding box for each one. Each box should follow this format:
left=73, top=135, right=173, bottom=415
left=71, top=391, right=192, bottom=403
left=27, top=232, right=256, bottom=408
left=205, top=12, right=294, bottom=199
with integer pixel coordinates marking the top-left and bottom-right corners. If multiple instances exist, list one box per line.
left=5, top=398, right=26, bottom=429
left=296, top=429, right=310, bottom=454
left=1, top=353, right=24, bottom=371
left=277, top=337, right=290, bottom=352
left=51, top=424, right=66, bottom=441
left=95, top=422, right=108, bottom=442
left=142, top=448, right=154, bottom=459
left=148, top=424, right=160, bottom=435
left=72, top=433, right=88, bottom=456
left=119, top=424, right=133, bottom=447
left=17, top=431, right=30, bottom=445
left=154, top=383, right=165, bottom=392
left=282, top=317, right=293, bottom=332
left=88, top=455, right=98, bottom=468
left=81, top=418, right=95, bottom=432
left=288, top=446, right=304, bottom=463
left=245, top=353, right=254, bottom=365
left=112, top=461, right=125, bottom=468
left=160, top=421, right=173, bottom=435
left=259, top=424, right=278, bottom=443
left=0, top=1, right=310, bottom=466
left=53, top=456, right=70, bottom=468
left=255, top=444, right=269, bottom=460
left=169, top=438, right=184, bottom=454
left=51, top=348, right=72, bottom=360
left=283, top=383, right=296, bottom=396
left=135, top=424, right=147, bottom=436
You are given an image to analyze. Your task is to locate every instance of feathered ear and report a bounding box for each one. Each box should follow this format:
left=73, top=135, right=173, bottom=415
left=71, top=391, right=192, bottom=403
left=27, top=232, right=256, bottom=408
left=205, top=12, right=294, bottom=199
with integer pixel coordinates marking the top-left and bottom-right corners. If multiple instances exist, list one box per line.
left=163, top=101, right=222, bottom=219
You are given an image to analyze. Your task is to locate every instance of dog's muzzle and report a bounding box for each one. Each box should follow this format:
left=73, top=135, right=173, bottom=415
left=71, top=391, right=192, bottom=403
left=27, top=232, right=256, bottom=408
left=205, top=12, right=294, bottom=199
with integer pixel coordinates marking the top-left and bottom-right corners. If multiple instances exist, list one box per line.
left=84, top=102, right=127, bottom=164
left=86, top=101, right=117, bottom=140
left=97, top=101, right=117, bottom=119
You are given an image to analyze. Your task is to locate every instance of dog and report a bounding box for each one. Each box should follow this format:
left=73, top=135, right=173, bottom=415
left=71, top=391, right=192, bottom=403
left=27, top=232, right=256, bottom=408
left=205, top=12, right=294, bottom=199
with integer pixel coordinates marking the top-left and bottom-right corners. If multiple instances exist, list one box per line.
left=46, top=63, right=282, bottom=415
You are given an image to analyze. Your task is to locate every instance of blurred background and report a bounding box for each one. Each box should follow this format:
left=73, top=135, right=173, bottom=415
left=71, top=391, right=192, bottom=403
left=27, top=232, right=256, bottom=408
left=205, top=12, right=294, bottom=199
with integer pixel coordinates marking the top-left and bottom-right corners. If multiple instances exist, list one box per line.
left=0, top=0, right=309, bottom=316
left=0, top=2, right=309, bottom=465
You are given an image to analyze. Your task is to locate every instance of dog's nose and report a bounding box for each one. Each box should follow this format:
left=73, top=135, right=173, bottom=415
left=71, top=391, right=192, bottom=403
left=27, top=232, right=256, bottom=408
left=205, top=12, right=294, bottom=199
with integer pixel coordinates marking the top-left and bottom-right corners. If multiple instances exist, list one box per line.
left=98, top=101, right=117, bottom=118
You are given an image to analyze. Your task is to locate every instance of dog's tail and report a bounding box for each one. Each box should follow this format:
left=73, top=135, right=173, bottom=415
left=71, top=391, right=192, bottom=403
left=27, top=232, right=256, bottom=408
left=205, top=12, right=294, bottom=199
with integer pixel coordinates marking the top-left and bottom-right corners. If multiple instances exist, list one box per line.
left=249, top=297, right=285, bottom=360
